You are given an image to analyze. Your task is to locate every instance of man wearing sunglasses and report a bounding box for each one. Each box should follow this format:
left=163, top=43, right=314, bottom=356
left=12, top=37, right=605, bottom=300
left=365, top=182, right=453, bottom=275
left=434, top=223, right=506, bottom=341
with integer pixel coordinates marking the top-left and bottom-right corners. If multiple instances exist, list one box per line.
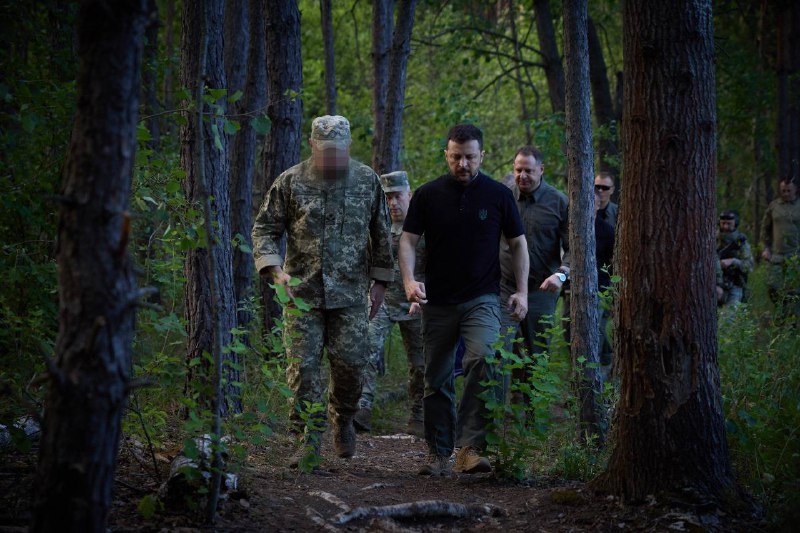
left=594, top=172, right=618, bottom=228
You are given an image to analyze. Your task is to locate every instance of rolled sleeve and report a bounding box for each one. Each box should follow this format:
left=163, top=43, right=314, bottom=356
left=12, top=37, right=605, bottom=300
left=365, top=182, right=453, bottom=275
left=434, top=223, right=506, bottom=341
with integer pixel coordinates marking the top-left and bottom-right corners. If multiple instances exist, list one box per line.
left=252, top=174, right=288, bottom=274
left=368, top=176, right=395, bottom=281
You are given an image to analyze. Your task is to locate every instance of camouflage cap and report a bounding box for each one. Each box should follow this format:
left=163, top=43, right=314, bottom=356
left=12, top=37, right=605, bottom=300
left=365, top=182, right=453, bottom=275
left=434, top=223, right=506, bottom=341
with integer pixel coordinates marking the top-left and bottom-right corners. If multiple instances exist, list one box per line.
left=381, top=171, right=410, bottom=192
left=310, top=115, right=352, bottom=149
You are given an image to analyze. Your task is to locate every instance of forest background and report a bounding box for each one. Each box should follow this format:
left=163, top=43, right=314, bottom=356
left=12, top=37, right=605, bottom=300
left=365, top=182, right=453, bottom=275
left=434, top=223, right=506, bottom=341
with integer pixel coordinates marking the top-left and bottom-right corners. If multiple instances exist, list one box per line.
left=1, top=0, right=798, bottom=529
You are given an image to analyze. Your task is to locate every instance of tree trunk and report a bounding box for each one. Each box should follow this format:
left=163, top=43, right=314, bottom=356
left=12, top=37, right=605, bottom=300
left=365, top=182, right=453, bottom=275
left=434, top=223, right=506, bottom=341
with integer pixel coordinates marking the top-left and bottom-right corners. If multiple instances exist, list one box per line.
left=230, top=0, right=267, bottom=343
left=508, top=0, right=533, bottom=144
left=162, top=0, right=175, bottom=137
left=181, top=0, right=241, bottom=415
left=30, top=1, right=146, bottom=530
left=377, top=0, right=417, bottom=174
left=592, top=0, right=736, bottom=502
left=142, top=0, right=160, bottom=149
left=563, top=0, right=602, bottom=444
left=260, top=0, right=303, bottom=340
left=775, top=0, right=800, bottom=181
left=587, top=16, right=618, bottom=176
left=533, top=0, right=565, bottom=114
left=371, top=0, right=394, bottom=171
left=320, top=0, right=337, bottom=114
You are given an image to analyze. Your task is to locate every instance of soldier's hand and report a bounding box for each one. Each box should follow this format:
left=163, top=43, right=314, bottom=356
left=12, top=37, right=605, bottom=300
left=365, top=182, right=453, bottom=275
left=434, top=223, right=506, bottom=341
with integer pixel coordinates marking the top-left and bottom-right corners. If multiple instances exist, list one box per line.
left=508, top=292, right=528, bottom=322
left=539, top=274, right=563, bottom=293
left=264, top=266, right=293, bottom=299
left=404, top=280, right=427, bottom=305
left=761, top=248, right=771, bottom=262
left=369, top=282, right=387, bottom=320
left=408, top=302, right=422, bottom=316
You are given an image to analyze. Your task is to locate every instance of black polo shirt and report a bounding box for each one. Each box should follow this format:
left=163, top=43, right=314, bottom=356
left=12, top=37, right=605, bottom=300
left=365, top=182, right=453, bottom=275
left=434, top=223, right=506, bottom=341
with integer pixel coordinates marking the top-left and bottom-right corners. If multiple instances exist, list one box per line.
left=403, top=171, right=524, bottom=305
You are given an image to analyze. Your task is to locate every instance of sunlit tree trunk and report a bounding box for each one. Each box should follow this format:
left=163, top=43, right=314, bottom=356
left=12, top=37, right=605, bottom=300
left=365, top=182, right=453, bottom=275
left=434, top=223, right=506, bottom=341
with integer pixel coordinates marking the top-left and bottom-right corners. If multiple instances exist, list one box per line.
left=181, top=0, right=241, bottom=415
left=377, top=0, right=417, bottom=174
left=592, top=0, right=736, bottom=502
left=260, top=0, right=303, bottom=339
left=563, top=0, right=603, bottom=445
left=31, top=1, right=146, bottom=529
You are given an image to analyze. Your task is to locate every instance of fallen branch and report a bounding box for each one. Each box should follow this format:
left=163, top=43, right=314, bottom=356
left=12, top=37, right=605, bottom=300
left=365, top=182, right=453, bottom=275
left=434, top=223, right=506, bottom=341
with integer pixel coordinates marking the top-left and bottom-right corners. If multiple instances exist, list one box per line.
left=305, top=506, right=339, bottom=532
left=333, top=500, right=506, bottom=525
left=308, top=490, right=350, bottom=512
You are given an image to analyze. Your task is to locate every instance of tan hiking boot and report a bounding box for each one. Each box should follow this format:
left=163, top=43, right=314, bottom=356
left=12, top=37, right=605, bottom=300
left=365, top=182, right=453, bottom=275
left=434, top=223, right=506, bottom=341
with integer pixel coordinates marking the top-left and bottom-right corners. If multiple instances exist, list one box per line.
left=333, top=420, right=356, bottom=458
left=418, top=453, right=451, bottom=476
left=453, top=446, right=491, bottom=474
left=353, top=408, right=372, bottom=432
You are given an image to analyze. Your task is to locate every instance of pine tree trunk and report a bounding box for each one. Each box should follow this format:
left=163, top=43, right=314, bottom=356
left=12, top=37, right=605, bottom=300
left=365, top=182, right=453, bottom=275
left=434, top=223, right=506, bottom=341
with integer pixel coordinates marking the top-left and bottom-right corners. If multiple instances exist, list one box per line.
left=321, top=0, right=337, bottom=114
left=260, top=0, right=303, bottom=340
left=587, top=16, right=618, bottom=176
left=230, top=0, right=267, bottom=342
left=563, top=0, right=602, bottom=444
left=592, top=0, right=736, bottom=502
left=377, top=0, right=417, bottom=174
left=775, top=0, right=800, bottom=181
left=142, top=0, right=160, bottom=149
left=371, top=0, right=394, bottom=171
left=30, top=1, right=147, bottom=530
left=181, top=0, right=240, bottom=415
left=533, top=0, right=565, bottom=114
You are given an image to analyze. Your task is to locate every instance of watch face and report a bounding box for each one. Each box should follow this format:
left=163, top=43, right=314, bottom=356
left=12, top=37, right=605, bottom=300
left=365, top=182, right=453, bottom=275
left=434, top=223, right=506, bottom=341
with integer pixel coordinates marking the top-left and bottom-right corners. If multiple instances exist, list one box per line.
left=557, top=273, right=566, bottom=282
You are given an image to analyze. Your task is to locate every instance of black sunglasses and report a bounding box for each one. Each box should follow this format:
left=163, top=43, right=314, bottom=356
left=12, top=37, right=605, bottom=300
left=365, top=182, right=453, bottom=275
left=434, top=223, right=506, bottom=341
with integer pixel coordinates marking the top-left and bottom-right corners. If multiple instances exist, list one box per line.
left=594, top=185, right=612, bottom=191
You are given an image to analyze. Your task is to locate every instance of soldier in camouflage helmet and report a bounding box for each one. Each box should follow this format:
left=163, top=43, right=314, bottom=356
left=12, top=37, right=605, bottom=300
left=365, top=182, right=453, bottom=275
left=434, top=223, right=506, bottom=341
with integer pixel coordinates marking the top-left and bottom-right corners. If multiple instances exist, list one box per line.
left=716, top=210, right=753, bottom=307
left=354, top=171, right=426, bottom=437
left=252, top=115, right=394, bottom=467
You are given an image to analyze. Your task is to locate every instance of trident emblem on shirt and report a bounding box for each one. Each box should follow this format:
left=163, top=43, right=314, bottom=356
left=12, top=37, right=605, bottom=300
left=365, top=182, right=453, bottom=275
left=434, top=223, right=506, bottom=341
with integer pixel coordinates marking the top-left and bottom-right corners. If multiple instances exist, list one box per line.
left=478, top=209, right=488, bottom=220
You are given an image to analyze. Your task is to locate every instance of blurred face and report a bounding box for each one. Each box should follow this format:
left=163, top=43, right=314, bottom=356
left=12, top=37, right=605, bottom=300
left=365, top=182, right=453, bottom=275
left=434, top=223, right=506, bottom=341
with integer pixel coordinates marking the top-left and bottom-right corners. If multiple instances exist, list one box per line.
left=514, top=154, right=544, bottom=194
left=594, top=189, right=601, bottom=215
left=445, top=139, right=483, bottom=183
left=594, top=175, right=615, bottom=209
left=780, top=181, right=797, bottom=202
left=719, top=218, right=736, bottom=233
left=311, top=140, right=350, bottom=178
left=386, top=191, right=411, bottom=223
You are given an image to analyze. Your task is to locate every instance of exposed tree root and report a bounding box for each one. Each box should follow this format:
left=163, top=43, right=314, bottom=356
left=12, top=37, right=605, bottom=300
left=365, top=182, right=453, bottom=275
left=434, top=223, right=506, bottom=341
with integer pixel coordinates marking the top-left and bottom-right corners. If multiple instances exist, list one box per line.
left=333, top=499, right=506, bottom=525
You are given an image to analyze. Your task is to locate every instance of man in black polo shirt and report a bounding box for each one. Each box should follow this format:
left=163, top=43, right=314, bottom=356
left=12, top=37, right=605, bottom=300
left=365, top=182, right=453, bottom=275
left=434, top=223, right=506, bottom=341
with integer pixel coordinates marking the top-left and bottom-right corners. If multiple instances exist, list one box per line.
left=398, top=124, right=530, bottom=476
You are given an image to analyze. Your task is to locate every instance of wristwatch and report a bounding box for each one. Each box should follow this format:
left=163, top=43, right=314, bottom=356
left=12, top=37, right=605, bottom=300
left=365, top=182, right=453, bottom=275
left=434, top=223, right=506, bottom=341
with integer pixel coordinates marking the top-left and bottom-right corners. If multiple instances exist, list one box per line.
left=555, top=268, right=568, bottom=283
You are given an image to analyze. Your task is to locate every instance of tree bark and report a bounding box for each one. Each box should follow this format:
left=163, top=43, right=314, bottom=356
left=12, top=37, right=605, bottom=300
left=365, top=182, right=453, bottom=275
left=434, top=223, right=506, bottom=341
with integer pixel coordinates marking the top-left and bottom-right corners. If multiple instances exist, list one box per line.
left=181, top=0, right=240, bottom=415
left=533, top=0, right=565, bottom=114
left=587, top=16, right=618, bottom=176
left=162, top=0, right=175, bottom=136
left=260, top=0, right=303, bottom=339
left=563, top=0, right=602, bottom=444
left=371, top=0, right=394, bottom=171
left=775, top=0, right=800, bottom=181
left=30, top=1, right=147, bottom=530
left=230, top=0, right=266, bottom=343
left=320, top=0, right=337, bottom=114
left=377, top=0, right=417, bottom=174
left=142, top=0, right=160, bottom=149
left=592, top=0, right=736, bottom=502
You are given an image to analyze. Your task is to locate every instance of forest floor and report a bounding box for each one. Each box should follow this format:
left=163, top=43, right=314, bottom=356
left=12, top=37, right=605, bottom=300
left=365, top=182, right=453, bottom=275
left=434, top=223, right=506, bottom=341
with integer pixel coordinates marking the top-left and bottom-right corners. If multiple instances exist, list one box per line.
left=0, top=422, right=767, bottom=532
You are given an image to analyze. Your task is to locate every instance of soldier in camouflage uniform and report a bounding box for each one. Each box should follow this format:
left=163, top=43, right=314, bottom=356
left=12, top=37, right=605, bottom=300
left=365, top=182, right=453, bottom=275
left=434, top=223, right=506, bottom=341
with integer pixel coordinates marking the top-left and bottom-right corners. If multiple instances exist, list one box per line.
left=760, top=178, right=800, bottom=320
left=716, top=210, right=753, bottom=307
left=354, top=171, right=426, bottom=437
left=252, top=115, right=393, bottom=466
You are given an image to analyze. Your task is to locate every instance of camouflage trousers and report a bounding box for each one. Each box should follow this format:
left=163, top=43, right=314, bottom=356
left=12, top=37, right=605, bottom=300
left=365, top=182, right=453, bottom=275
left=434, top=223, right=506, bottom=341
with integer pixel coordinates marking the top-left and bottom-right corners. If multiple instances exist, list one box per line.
left=283, top=305, right=368, bottom=429
left=766, top=260, right=800, bottom=320
left=358, top=304, right=424, bottom=421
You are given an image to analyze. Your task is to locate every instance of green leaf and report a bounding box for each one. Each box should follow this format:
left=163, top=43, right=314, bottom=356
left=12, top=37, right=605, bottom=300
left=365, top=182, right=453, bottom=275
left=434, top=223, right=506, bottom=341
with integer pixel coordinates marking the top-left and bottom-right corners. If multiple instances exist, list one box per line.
left=136, top=122, right=152, bottom=142
left=223, top=119, right=240, bottom=135
left=251, top=115, right=272, bottom=135
left=137, top=494, right=159, bottom=520
left=211, top=123, right=223, bottom=151
left=207, top=88, right=227, bottom=101
left=228, top=90, right=243, bottom=103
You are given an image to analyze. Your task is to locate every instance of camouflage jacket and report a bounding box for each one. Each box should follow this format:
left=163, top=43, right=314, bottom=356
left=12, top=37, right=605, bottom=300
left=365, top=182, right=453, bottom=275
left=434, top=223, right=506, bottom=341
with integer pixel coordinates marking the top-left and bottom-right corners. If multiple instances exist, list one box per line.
left=383, top=223, right=426, bottom=321
left=252, top=158, right=393, bottom=309
left=716, top=230, right=753, bottom=288
left=760, top=198, right=800, bottom=262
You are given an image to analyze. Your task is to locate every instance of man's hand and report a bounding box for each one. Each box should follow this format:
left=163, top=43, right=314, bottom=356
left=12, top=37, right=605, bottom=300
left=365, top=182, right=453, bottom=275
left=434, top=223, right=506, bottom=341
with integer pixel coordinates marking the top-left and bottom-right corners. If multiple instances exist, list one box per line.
left=404, top=280, right=428, bottom=305
left=761, top=247, right=771, bottom=261
left=539, top=274, right=564, bottom=292
left=408, top=302, right=422, bottom=316
left=720, top=258, right=738, bottom=269
left=370, top=282, right=387, bottom=320
left=507, top=292, right=528, bottom=322
left=264, top=266, right=293, bottom=299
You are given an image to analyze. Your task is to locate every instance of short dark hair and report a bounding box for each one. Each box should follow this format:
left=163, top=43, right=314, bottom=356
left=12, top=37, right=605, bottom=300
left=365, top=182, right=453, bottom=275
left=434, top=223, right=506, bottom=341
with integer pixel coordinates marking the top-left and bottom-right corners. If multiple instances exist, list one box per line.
left=447, top=124, right=483, bottom=149
left=719, top=210, right=739, bottom=228
left=515, top=145, right=543, bottom=163
left=780, top=176, right=797, bottom=186
left=595, top=171, right=615, bottom=182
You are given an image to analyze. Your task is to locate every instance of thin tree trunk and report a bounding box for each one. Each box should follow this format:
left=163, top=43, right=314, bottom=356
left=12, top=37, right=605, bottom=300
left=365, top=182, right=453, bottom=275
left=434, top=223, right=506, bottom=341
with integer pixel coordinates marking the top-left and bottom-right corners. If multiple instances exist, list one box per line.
left=321, top=0, right=337, bottom=114
left=775, top=0, right=800, bottom=181
left=563, top=0, right=602, bottom=445
left=592, top=0, right=736, bottom=502
left=231, top=0, right=267, bottom=343
left=181, top=0, right=240, bottom=415
left=30, top=1, right=146, bottom=530
left=587, top=16, right=618, bottom=176
left=142, top=0, right=160, bottom=149
left=533, top=0, right=565, bottom=114
left=371, top=0, right=394, bottom=171
left=377, top=0, right=417, bottom=174
left=508, top=0, right=532, bottom=144
left=260, top=0, right=303, bottom=340
left=162, top=0, right=175, bottom=136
